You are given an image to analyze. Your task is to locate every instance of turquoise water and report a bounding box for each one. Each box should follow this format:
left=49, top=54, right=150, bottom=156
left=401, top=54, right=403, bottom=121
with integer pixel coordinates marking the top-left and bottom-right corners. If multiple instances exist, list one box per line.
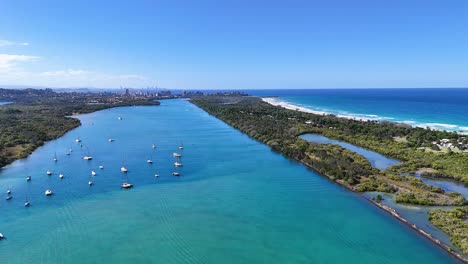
left=299, top=134, right=399, bottom=170
left=251, top=88, right=468, bottom=133
left=0, top=100, right=458, bottom=263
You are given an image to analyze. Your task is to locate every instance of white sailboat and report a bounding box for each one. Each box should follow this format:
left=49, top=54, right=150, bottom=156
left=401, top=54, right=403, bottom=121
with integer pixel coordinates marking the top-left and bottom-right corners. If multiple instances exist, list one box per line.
left=88, top=181, right=93, bottom=186
left=121, top=182, right=133, bottom=188
left=99, top=165, right=104, bottom=169
left=108, top=138, right=114, bottom=142
left=173, top=161, right=183, bottom=167
left=6, top=189, right=11, bottom=195
left=45, top=189, right=53, bottom=196
left=154, top=173, right=159, bottom=178
left=47, top=170, right=52, bottom=175
left=59, top=173, right=64, bottom=179
left=91, top=170, right=97, bottom=176
left=83, top=148, right=93, bottom=160
left=75, top=138, right=81, bottom=143
left=25, top=185, right=31, bottom=207
left=121, top=172, right=133, bottom=188
left=121, top=166, right=128, bottom=173
left=26, top=176, right=31, bottom=182
left=0, top=233, right=4, bottom=239
left=172, top=172, right=180, bottom=176
left=152, top=144, right=156, bottom=149
left=53, top=152, right=58, bottom=162
left=118, top=117, right=123, bottom=120
left=173, top=152, right=182, bottom=158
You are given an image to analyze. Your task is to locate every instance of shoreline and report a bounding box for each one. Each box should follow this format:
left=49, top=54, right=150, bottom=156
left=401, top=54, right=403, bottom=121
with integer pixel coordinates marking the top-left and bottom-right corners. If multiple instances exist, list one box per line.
left=264, top=98, right=468, bottom=262
left=191, top=98, right=468, bottom=263
left=261, top=97, right=468, bottom=135
left=288, top=143, right=468, bottom=263
left=0, top=101, right=160, bottom=170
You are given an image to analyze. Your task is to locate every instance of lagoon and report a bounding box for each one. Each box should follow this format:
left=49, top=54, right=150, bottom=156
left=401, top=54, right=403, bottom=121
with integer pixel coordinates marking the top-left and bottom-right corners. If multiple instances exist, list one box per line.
left=0, top=100, right=457, bottom=263
left=299, top=133, right=400, bottom=170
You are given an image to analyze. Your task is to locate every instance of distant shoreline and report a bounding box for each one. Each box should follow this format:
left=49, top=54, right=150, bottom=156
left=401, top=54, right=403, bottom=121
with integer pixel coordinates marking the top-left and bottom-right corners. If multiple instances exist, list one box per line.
left=261, top=97, right=468, bottom=135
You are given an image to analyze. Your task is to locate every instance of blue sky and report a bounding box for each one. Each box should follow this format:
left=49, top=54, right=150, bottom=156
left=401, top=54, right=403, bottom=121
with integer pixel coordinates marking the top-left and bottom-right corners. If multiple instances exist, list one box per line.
left=1, top=0, right=467, bottom=89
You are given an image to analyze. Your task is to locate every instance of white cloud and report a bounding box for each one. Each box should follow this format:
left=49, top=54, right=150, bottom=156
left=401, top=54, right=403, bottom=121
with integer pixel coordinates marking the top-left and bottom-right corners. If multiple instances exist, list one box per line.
left=0, top=40, right=29, bottom=47
left=1, top=66, right=154, bottom=88
left=0, top=54, right=39, bottom=70
left=40, top=69, right=89, bottom=77
left=0, top=46, right=154, bottom=87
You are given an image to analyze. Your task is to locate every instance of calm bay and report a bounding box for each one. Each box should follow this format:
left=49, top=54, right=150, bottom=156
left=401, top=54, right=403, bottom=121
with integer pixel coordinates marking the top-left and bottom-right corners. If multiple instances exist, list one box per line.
left=0, top=99, right=457, bottom=263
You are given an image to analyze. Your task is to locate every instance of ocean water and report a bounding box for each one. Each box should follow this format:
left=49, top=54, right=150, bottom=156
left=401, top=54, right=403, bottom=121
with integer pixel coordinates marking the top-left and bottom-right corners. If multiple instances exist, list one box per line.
left=299, top=134, right=399, bottom=170
left=0, top=99, right=458, bottom=263
left=250, top=88, right=468, bottom=133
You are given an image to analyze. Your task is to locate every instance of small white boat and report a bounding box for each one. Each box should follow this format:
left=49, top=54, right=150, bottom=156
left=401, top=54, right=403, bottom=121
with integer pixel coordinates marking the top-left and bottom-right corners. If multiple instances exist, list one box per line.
left=173, top=162, right=183, bottom=167
left=172, top=172, right=180, bottom=176
left=91, top=170, right=96, bottom=176
left=121, top=182, right=133, bottom=189
left=45, top=189, right=53, bottom=196
left=0, top=233, right=4, bottom=239
left=147, top=159, right=153, bottom=164
left=118, top=117, right=123, bottom=120
left=154, top=173, right=159, bottom=178
left=152, top=144, right=156, bottom=149
left=88, top=181, right=93, bottom=186
left=6, top=189, right=11, bottom=195
left=83, top=155, right=93, bottom=160
left=5, top=195, right=12, bottom=200
left=59, top=174, right=64, bottom=179
left=99, top=165, right=104, bottom=169
left=26, top=176, right=31, bottom=181
left=178, top=145, right=184, bottom=150
left=75, top=138, right=81, bottom=143
left=108, top=138, right=114, bottom=142
left=47, top=170, right=52, bottom=175
left=173, top=152, right=182, bottom=158
left=24, top=201, right=30, bottom=207
left=121, top=166, right=128, bottom=173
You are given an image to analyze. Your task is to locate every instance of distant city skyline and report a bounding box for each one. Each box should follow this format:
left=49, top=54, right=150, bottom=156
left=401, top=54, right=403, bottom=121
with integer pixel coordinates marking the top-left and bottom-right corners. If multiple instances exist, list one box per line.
left=1, top=0, right=468, bottom=89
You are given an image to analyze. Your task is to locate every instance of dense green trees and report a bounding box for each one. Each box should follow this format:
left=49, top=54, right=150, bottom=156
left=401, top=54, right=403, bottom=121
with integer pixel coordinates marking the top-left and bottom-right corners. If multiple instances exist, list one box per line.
left=429, top=208, right=468, bottom=254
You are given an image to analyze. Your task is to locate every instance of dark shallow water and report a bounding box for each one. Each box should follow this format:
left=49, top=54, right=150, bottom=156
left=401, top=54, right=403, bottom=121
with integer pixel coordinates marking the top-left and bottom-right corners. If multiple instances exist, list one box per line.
left=0, top=100, right=458, bottom=263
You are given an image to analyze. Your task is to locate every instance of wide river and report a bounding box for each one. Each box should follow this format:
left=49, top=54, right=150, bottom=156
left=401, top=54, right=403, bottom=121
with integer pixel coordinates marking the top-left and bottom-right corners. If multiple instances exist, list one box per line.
left=0, top=100, right=458, bottom=263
